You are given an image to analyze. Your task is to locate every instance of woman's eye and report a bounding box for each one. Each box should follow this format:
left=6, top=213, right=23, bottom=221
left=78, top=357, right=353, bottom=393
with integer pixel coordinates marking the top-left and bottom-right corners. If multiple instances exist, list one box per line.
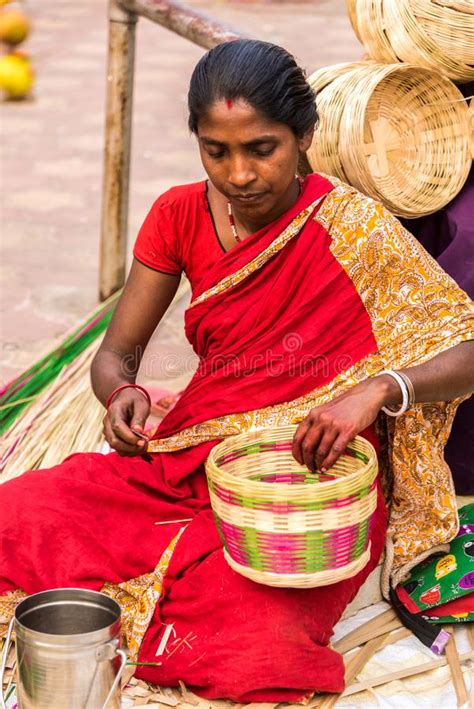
left=208, top=151, right=225, bottom=159
left=253, top=148, right=275, bottom=157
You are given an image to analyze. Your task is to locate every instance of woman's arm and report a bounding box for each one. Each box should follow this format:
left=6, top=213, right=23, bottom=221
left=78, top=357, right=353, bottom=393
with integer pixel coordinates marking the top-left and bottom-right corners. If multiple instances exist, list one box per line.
left=378, top=340, right=474, bottom=406
left=292, top=340, right=474, bottom=472
left=91, top=258, right=180, bottom=455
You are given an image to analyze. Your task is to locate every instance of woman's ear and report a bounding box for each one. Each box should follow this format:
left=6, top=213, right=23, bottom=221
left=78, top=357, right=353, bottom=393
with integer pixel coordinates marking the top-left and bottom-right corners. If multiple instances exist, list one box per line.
left=298, top=128, right=314, bottom=154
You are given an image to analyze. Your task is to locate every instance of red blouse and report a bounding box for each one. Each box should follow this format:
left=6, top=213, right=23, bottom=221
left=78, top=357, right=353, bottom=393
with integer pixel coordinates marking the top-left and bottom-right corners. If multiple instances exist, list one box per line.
left=133, top=181, right=227, bottom=293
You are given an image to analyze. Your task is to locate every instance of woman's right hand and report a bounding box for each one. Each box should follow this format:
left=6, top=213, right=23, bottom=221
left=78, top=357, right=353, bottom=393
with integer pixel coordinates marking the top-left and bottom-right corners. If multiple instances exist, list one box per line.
left=102, top=388, right=151, bottom=456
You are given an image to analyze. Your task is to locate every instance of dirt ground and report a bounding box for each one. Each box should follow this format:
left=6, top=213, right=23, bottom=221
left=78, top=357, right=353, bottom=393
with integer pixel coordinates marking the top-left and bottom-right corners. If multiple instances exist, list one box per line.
left=0, top=0, right=363, bottom=387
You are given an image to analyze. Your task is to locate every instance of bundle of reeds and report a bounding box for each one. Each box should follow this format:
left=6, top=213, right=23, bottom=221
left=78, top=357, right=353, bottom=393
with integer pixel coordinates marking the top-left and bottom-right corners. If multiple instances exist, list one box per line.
left=0, top=292, right=120, bottom=436
left=0, top=342, right=105, bottom=483
left=0, top=278, right=192, bottom=482
left=0, top=293, right=122, bottom=481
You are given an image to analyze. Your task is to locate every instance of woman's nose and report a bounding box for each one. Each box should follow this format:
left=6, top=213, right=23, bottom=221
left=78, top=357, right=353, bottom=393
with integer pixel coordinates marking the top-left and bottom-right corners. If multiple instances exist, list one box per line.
left=228, top=156, right=256, bottom=188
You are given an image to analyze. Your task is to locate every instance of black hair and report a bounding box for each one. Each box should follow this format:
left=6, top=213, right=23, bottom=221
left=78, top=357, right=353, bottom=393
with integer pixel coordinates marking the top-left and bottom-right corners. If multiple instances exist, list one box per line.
left=188, top=39, right=318, bottom=137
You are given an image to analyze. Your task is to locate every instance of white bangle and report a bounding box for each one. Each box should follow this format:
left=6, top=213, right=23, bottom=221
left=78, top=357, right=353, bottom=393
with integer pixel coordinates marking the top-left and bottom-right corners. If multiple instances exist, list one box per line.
left=379, top=370, right=409, bottom=417
left=397, top=370, right=416, bottom=409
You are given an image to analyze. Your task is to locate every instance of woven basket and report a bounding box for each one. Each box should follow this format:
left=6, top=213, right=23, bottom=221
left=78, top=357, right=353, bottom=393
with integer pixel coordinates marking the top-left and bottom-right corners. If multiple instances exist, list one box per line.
left=470, top=98, right=474, bottom=160
left=352, top=0, right=474, bottom=83
left=354, top=0, right=399, bottom=63
left=307, top=62, right=471, bottom=218
left=309, top=60, right=372, bottom=93
left=205, top=426, right=378, bottom=588
left=346, top=0, right=362, bottom=41
left=308, top=63, right=373, bottom=185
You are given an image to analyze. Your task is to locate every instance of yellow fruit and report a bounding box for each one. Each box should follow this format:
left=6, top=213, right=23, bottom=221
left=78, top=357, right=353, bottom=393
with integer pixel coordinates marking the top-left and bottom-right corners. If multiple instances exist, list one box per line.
left=0, top=8, right=30, bottom=45
left=0, top=53, right=34, bottom=99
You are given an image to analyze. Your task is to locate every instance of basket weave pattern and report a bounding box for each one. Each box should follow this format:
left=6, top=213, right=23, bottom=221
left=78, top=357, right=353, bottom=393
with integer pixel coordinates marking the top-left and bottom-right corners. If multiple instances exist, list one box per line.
left=307, top=62, right=471, bottom=218
left=206, top=426, right=378, bottom=588
left=349, top=0, right=474, bottom=82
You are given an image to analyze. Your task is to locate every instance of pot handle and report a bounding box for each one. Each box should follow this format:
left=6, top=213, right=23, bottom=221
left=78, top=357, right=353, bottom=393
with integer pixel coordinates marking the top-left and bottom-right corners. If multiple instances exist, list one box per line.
left=0, top=619, right=14, bottom=709
left=102, top=647, right=127, bottom=709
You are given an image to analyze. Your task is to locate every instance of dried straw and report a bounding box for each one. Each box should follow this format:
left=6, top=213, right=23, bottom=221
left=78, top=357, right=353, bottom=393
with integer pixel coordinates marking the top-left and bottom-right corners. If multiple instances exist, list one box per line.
left=0, top=343, right=104, bottom=482
left=0, top=277, right=192, bottom=482
left=342, top=649, right=474, bottom=697
left=0, top=291, right=120, bottom=435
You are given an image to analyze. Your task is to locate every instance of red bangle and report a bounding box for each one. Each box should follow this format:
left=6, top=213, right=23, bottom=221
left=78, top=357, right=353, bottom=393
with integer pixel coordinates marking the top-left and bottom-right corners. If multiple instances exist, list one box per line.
left=105, top=384, right=151, bottom=410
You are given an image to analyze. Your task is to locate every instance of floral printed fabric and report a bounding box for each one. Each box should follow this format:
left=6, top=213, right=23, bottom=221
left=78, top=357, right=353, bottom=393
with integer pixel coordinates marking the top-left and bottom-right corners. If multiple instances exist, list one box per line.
left=101, top=528, right=185, bottom=659
left=319, top=180, right=474, bottom=591
left=0, top=589, right=26, bottom=639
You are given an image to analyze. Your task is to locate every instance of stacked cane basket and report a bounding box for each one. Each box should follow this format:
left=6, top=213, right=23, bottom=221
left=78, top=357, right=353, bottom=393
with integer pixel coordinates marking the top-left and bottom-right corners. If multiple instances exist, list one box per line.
left=346, top=0, right=474, bottom=83
left=306, top=61, right=471, bottom=218
left=206, top=426, right=378, bottom=588
left=305, top=0, right=473, bottom=218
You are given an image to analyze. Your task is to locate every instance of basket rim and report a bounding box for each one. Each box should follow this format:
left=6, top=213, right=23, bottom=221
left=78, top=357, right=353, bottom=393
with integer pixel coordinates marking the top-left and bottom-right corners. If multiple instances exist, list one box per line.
left=205, top=425, right=377, bottom=496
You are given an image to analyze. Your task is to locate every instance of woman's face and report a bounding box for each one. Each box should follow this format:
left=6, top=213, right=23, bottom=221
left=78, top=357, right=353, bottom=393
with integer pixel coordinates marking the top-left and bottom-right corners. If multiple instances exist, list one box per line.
left=197, top=98, right=313, bottom=221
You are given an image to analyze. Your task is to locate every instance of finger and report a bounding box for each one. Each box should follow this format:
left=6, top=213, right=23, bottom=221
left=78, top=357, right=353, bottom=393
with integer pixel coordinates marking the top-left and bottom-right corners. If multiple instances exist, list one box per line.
left=301, top=424, right=325, bottom=472
left=103, top=415, right=143, bottom=456
left=130, top=396, right=150, bottom=434
left=103, top=414, right=114, bottom=443
left=315, top=428, right=339, bottom=471
left=130, top=428, right=149, bottom=453
left=319, top=432, right=351, bottom=472
left=108, top=406, right=147, bottom=447
left=292, top=419, right=311, bottom=465
left=113, top=440, right=146, bottom=456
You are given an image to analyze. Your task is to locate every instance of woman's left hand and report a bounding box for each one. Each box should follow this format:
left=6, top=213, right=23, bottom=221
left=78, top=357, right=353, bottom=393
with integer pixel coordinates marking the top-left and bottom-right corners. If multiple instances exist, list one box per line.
left=292, top=378, right=387, bottom=472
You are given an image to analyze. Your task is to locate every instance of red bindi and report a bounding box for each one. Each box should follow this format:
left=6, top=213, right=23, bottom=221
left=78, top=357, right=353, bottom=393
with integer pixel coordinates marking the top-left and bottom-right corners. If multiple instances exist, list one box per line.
left=226, top=99, right=233, bottom=110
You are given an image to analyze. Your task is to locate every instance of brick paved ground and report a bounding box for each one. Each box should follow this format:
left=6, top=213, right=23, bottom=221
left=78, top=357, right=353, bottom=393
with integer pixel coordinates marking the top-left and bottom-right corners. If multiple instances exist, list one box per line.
left=0, top=0, right=363, bottom=389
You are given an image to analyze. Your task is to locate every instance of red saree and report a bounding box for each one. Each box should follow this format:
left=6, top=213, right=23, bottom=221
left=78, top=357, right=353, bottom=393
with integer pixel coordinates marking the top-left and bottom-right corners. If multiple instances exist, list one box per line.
left=0, top=174, right=391, bottom=701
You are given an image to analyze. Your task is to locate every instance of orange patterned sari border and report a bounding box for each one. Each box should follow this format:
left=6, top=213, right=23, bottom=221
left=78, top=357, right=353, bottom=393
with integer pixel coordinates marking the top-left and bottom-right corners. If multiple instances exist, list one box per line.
left=148, top=352, right=385, bottom=452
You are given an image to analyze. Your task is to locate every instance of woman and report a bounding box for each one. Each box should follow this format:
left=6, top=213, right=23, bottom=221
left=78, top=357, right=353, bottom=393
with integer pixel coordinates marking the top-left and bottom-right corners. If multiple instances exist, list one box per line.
left=1, top=40, right=473, bottom=701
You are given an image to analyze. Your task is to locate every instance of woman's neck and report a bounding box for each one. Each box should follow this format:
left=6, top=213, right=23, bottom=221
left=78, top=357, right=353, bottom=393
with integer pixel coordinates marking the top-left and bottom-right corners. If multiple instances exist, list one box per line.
left=208, top=177, right=302, bottom=241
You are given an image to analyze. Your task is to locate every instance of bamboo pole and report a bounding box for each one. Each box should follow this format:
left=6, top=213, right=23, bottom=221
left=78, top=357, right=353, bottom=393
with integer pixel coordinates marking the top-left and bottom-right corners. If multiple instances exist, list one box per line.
left=99, top=0, right=137, bottom=301
left=332, top=608, right=400, bottom=655
left=343, top=650, right=474, bottom=697
left=119, top=0, right=242, bottom=49
left=444, top=630, right=469, bottom=707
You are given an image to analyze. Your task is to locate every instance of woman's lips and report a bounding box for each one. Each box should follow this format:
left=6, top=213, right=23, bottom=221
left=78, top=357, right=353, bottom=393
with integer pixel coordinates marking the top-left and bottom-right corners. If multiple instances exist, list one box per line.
left=231, top=192, right=267, bottom=204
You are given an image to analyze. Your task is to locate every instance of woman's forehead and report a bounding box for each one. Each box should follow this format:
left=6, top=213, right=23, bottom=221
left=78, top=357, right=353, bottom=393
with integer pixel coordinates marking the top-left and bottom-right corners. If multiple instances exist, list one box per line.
left=197, top=98, right=290, bottom=141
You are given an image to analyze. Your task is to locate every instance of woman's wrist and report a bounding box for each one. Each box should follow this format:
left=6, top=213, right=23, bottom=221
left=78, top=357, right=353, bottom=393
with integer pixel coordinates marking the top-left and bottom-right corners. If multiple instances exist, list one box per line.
left=91, top=349, right=138, bottom=408
left=105, top=383, right=151, bottom=410
left=370, top=373, right=404, bottom=409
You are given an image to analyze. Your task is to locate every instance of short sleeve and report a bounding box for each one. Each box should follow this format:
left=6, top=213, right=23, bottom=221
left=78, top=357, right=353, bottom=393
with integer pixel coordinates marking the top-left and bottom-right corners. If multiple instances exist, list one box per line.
left=133, top=198, right=182, bottom=275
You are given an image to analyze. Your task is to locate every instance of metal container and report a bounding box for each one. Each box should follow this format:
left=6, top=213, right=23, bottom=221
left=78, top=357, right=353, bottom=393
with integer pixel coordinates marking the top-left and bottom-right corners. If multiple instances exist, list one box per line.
left=0, top=588, right=127, bottom=709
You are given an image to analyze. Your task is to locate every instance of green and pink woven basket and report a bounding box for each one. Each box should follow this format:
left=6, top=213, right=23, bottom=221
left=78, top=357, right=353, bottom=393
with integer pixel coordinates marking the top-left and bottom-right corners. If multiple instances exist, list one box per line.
left=205, top=425, right=378, bottom=588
